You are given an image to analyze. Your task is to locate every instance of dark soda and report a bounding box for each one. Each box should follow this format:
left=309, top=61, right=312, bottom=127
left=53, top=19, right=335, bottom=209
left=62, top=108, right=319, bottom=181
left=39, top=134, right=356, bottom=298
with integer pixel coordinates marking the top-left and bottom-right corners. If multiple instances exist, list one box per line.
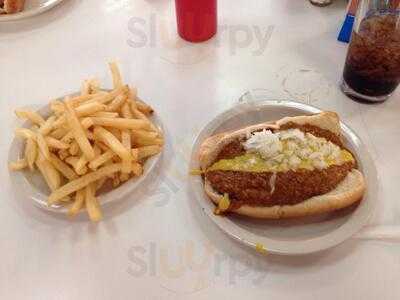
left=343, top=13, right=400, bottom=99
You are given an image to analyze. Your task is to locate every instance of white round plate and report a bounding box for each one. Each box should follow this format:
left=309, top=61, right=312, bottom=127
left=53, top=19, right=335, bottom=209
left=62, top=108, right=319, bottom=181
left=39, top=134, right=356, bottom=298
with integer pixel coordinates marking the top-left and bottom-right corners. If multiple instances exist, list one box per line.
left=0, top=0, right=64, bottom=22
left=8, top=93, right=164, bottom=214
left=189, top=98, right=378, bottom=255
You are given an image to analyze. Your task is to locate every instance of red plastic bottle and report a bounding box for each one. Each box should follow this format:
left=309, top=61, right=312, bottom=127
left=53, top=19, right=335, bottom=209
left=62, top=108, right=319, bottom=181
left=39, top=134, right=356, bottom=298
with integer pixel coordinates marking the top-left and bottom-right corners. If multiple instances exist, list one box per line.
left=175, top=0, right=217, bottom=42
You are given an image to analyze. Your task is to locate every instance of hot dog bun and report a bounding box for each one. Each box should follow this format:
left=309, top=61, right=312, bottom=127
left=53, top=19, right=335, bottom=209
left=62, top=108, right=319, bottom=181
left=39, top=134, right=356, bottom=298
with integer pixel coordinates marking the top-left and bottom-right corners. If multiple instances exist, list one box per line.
left=198, top=112, right=366, bottom=219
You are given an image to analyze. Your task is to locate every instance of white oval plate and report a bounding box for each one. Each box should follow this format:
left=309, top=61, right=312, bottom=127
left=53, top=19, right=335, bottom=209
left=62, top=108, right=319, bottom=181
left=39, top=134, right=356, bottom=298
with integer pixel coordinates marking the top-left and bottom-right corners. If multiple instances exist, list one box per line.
left=8, top=93, right=164, bottom=214
left=189, top=99, right=378, bottom=255
left=0, top=0, right=64, bottom=22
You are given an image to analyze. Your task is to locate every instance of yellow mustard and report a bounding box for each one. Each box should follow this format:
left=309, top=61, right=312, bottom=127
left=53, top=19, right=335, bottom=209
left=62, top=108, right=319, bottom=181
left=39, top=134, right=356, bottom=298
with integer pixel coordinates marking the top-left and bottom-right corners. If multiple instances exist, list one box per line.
left=208, top=150, right=354, bottom=173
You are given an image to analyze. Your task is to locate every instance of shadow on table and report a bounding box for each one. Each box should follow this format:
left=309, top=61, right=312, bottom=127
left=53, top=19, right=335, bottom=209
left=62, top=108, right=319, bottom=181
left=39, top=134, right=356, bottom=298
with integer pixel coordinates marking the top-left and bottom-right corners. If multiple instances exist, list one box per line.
left=0, top=0, right=78, bottom=34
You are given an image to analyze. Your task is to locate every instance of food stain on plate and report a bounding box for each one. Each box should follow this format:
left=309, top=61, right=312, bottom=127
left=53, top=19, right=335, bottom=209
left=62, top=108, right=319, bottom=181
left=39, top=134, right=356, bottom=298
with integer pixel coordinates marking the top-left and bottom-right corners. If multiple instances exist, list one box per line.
left=255, top=243, right=268, bottom=255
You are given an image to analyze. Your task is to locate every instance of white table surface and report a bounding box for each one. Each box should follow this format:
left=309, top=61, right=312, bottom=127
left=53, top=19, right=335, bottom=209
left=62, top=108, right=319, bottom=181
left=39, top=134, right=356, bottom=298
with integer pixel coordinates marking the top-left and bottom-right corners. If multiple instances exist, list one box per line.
left=1, top=0, right=400, bottom=299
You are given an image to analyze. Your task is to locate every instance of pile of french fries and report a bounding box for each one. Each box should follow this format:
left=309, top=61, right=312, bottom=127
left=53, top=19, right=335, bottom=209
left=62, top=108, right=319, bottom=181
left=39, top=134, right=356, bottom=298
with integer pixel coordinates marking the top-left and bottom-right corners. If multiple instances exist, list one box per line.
left=9, top=62, right=163, bottom=222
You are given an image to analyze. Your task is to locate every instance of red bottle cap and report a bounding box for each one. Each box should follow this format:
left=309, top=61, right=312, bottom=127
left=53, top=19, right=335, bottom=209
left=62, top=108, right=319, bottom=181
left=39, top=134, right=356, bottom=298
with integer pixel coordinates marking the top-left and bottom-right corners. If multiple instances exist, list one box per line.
left=175, top=0, right=217, bottom=43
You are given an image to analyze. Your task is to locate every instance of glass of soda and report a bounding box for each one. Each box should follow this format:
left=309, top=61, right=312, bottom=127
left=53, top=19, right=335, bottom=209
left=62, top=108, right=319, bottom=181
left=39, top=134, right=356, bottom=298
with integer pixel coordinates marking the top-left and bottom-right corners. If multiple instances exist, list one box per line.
left=341, top=0, right=400, bottom=102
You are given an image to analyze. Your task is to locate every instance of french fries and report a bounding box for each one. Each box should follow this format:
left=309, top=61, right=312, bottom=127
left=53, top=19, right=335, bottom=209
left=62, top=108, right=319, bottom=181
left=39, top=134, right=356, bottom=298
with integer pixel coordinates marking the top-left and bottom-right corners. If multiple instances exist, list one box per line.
left=93, top=127, right=132, bottom=173
left=39, top=115, right=56, bottom=135
left=106, top=127, right=122, bottom=141
left=61, top=118, right=93, bottom=143
left=36, top=132, right=51, bottom=160
left=65, top=101, right=95, bottom=160
left=50, top=127, right=68, bottom=139
left=132, top=107, right=159, bottom=133
left=49, top=154, right=78, bottom=180
left=93, top=144, right=102, bottom=157
left=91, top=117, right=149, bottom=130
left=112, top=174, right=121, bottom=187
left=134, top=136, right=163, bottom=147
left=131, top=162, right=143, bottom=176
left=69, top=141, right=79, bottom=156
left=84, top=85, right=128, bottom=106
left=85, top=183, right=102, bottom=222
left=15, top=110, right=45, bottom=125
left=9, top=159, right=28, bottom=171
left=66, top=156, right=88, bottom=175
left=107, top=95, right=127, bottom=112
left=25, top=138, right=37, bottom=170
left=36, top=152, right=61, bottom=192
left=15, top=128, right=36, bottom=139
left=81, top=79, right=101, bottom=96
left=68, top=189, right=85, bottom=216
left=109, top=61, right=123, bottom=89
left=121, top=103, right=133, bottom=118
left=48, top=163, right=123, bottom=204
left=135, top=99, right=154, bottom=116
left=92, top=112, right=119, bottom=118
left=137, top=146, right=162, bottom=160
left=67, top=92, right=105, bottom=107
left=50, top=100, right=65, bottom=115
left=131, top=148, right=139, bottom=162
left=9, top=62, right=163, bottom=222
left=81, top=80, right=90, bottom=96
left=75, top=102, right=106, bottom=117
left=88, top=150, right=115, bottom=170
left=45, top=137, right=69, bottom=149
left=96, top=177, right=107, bottom=191
left=88, top=79, right=101, bottom=94
left=120, top=173, right=130, bottom=182
left=58, top=149, right=69, bottom=160
left=121, top=103, right=132, bottom=157
left=76, top=155, right=88, bottom=175
left=121, top=131, right=131, bottom=151
left=131, top=130, right=159, bottom=140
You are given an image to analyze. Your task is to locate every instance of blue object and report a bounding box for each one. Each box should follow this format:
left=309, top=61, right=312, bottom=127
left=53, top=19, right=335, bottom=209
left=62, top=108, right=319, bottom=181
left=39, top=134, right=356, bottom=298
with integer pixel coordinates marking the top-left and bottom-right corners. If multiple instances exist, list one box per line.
left=338, top=14, right=355, bottom=43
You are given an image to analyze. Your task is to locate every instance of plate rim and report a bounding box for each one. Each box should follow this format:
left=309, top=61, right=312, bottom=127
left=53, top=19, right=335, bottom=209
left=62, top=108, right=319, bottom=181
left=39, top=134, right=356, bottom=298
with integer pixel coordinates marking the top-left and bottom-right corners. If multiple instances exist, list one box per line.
left=8, top=91, right=164, bottom=214
left=0, top=0, right=65, bottom=22
left=188, top=100, right=378, bottom=255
